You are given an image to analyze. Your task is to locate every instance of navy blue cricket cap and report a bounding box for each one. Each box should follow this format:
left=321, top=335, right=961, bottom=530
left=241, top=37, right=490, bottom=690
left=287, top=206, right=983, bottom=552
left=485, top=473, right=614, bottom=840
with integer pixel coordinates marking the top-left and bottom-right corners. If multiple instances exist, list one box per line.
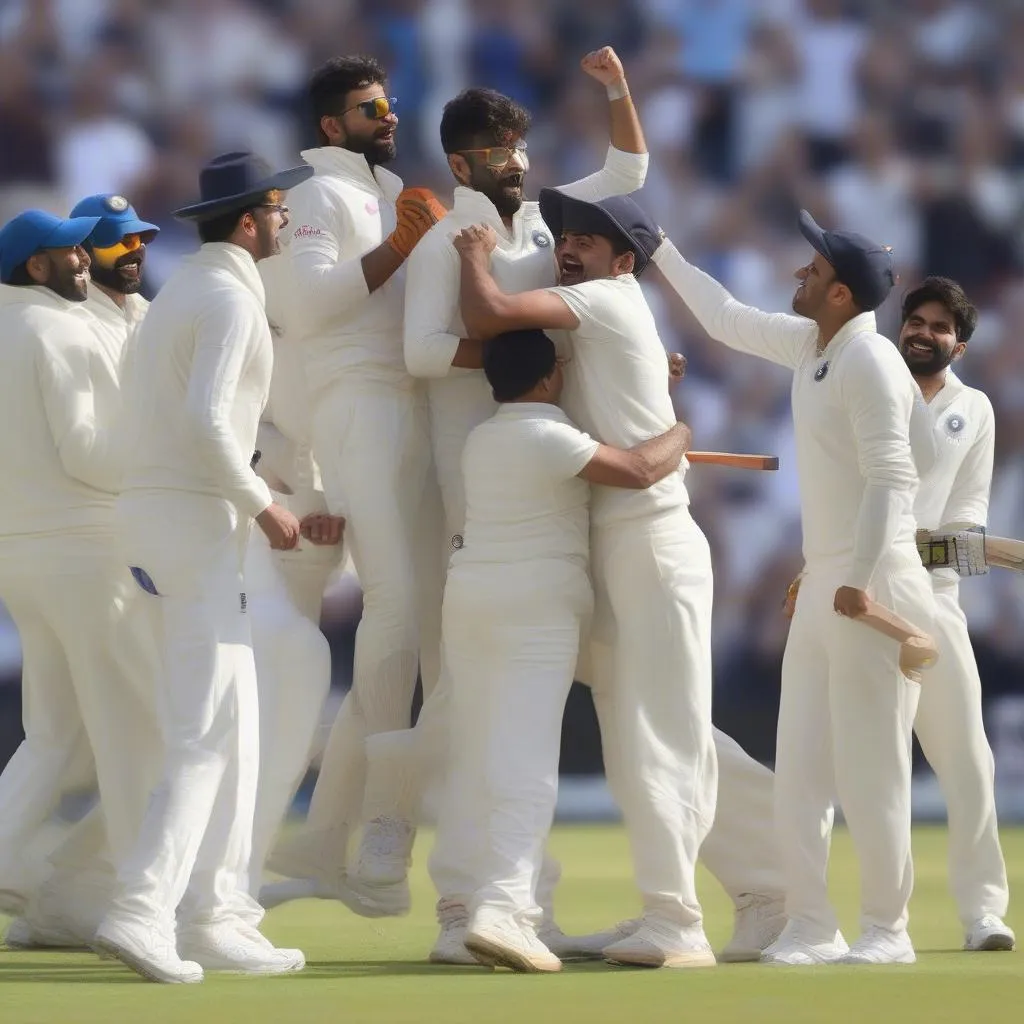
left=70, top=194, right=159, bottom=248
left=0, top=209, right=101, bottom=284
left=538, top=188, right=662, bottom=276
left=798, top=209, right=895, bottom=313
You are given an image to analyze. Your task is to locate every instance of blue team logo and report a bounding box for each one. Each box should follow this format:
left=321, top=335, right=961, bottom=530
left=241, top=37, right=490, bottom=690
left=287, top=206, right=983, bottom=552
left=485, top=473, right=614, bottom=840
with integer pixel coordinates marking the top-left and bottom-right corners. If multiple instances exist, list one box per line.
left=814, top=361, right=829, bottom=382
left=945, top=412, right=967, bottom=440
left=532, top=230, right=551, bottom=248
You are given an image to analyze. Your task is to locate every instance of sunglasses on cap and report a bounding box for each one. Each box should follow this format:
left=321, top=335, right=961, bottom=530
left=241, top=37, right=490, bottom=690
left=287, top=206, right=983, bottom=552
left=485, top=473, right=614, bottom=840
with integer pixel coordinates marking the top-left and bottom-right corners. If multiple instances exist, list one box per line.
left=457, top=138, right=529, bottom=172
left=340, top=95, right=397, bottom=120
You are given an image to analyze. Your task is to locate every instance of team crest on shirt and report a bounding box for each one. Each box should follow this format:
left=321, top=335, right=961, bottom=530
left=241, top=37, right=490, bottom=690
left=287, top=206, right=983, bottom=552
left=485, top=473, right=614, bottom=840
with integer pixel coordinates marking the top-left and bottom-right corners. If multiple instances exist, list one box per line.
left=451, top=534, right=464, bottom=550
left=532, top=230, right=551, bottom=248
left=813, top=361, right=829, bottom=382
left=944, top=412, right=967, bottom=442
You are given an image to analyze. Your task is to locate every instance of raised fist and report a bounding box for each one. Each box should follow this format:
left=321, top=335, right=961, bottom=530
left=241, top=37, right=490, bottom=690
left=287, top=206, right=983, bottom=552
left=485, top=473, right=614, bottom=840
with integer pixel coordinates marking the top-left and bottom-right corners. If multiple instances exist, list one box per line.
left=581, top=46, right=625, bottom=87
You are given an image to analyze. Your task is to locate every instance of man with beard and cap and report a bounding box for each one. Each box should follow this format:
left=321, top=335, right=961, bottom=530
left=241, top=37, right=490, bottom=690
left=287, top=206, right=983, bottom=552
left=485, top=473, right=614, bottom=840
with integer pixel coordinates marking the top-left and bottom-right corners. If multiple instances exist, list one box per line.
left=452, top=195, right=723, bottom=969
left=894, top=277, right=1013, bottom=952
left=649, top=212, right=938, bottom=965
left=93, top=153, right=311, bottom=984
left=0, top=210, right=159, bottom=940
left=263, top=53, right=448, bottom=919
left=69, top=193, right=159, bottom=379
left=353, top=47, right=786, bottom=968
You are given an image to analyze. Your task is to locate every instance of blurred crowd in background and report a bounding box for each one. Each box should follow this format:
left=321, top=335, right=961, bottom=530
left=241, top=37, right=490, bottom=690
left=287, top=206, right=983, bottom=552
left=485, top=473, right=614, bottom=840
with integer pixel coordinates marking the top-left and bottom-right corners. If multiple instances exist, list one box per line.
left=1, top=0, right=1023, bottom=777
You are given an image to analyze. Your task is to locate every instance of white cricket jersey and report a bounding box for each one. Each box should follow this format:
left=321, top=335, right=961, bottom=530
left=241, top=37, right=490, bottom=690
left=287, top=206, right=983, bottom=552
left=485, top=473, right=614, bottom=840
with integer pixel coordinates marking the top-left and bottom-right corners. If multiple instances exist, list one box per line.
left=119, top=242, right=274, bottom=521
left=549, top=275, right=687, bottom=527
left=652, top=240, right=923, bottom=589
left=277, top=146, right=408, bottom=397
left=0, top=283, right=123, bottom=546
left=454, top=403, right=598, bottom=571
left=82, top=285, right=149, bottom=377
left=403, top=146, right=649, bottom=534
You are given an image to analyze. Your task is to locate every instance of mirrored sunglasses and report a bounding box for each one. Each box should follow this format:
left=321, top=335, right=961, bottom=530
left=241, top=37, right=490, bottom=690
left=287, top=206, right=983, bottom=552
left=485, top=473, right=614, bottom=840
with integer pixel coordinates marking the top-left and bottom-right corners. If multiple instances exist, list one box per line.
left=342, top=95, right=397, bottom=120
left=459, top=139, right=529, bottom=171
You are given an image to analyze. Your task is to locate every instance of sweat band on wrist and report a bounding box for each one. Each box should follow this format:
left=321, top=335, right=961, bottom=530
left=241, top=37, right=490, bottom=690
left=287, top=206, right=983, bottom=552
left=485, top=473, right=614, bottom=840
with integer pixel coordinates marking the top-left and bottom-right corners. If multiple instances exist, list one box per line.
left=606, top=80, right=629, bottom=102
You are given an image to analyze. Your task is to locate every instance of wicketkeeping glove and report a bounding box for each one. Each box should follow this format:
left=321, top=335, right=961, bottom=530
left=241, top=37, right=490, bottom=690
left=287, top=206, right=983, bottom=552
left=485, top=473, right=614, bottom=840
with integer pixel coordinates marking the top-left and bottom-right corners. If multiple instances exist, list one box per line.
left=387, top=187, right=447, bottom=259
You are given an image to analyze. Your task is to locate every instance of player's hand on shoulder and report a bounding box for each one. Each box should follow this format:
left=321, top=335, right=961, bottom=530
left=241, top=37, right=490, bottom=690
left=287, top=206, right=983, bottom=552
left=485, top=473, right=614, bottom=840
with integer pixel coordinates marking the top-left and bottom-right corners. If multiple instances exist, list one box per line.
left=581, top=46, right=625, bottom=86
left=783, top=574, right=803, bottom=619
left=452, top=224, right=497, bottom=258
left=668, top=352, right=686, bottom=387
left=833, top=585, right=869, bottom=618
left=256, top=502, right=301, bottom=551
left=389, top=187, right=448, bottom=259
left=300, top=512, right=345, bottom=546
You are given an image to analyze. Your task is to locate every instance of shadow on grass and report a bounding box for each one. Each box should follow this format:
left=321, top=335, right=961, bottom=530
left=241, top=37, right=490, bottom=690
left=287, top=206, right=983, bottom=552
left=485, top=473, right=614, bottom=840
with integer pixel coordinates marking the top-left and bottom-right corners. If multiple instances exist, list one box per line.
left=299, top=959, right=644, bottom=978
left=0, top=958, right=142, bottom=984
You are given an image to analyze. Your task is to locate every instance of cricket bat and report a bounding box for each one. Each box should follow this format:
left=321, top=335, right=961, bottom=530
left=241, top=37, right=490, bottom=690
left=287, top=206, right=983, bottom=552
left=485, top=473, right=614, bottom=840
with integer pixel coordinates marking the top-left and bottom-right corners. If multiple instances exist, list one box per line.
left=855, top=598, right=939, bottom=680
left=984, top=535, right=1024, bottom=572
left=686, top=452, right=780, bottom=471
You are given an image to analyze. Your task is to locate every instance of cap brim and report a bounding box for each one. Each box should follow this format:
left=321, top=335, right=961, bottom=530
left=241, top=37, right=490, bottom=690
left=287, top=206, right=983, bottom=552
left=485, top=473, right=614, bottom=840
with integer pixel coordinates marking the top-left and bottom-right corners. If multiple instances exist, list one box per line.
left=797, top=209, right=833, bottom=265
left=173, top=163, right=314, bottom=221
left=43, top=216, right=102, bottom=249
left=91, top=218, right=161, bottom=247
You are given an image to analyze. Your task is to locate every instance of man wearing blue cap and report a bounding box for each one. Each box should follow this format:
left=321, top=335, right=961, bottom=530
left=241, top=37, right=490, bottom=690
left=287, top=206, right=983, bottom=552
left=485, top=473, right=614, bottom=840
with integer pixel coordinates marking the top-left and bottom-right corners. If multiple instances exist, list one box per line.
left=652, top=213, right=939, bottom=965
left=0, top=209, right=159, bottom=931
left=94, top=153, right=311, bottom=983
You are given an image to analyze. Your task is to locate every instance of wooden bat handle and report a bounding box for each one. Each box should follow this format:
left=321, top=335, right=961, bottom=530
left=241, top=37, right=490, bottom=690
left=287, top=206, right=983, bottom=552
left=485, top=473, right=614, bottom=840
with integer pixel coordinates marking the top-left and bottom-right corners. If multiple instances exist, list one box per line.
left=686, top=452, right=780, bottom=471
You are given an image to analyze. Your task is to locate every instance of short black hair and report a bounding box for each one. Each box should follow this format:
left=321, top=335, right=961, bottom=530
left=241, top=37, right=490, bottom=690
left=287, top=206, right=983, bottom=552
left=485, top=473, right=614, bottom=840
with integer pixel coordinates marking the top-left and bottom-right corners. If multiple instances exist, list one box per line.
left=309, top=55, right=388, bottom=142
left=440, top=88, right=531, bottom=154
left=901, top=276, right=978, bottom=343
left=196, top=206, right=252, bottom=244
left=483, top=329, right=556, bottom=403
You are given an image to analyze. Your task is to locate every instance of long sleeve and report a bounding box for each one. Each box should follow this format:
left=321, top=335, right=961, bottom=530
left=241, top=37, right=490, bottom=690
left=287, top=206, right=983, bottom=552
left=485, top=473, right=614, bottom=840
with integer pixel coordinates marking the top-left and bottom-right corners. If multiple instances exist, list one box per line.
left=285, top=182, right=370, bottom=336
left=555, top=145, right=649, bottom=202
left=841, top=342, right=919, bottom=590
left=186, top=297, right=273, bottom=518
left=651, top=239, right=814, bottom=369
left=942, top=396, right=995, bottom=528
left=35, top=325, right=124, bottom=494
left=404, top=226, right=461, bottom=378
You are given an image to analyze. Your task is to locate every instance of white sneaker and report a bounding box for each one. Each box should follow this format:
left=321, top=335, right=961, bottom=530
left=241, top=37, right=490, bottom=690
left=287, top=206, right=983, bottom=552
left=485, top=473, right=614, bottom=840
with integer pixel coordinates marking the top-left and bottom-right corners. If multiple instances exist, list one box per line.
left=177, top=922, right=305, bottom=975
left=838, top=926, right=915, bottom=965
left=964, top=915, right=1015, bottom=952
left=762, top=920, right=849, bottom=965
left=428, top=898, right=489, bottom=967
left=603, top=918, right=716, bottom=969
left=355, top=817, right=415, bottom=886
left=538, top=919, right=641, bottom=961
left=259, top=873, right=408, bottom=919
left=719, top=894, right=787, bottom=963
left=465, top=907, right=562, bottom=973
left=94, top=914, right=204, bottom=984
left=5, top=915, right=87, bottom=951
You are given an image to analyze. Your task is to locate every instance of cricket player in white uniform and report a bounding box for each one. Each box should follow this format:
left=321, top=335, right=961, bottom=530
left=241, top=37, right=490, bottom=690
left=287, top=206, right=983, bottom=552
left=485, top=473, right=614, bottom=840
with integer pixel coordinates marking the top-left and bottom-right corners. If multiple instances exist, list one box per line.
left=267, top=55, right=448, bottom=898
left=453, top=194, right=724, bottom=969
left=653, top=210, right=938, bottom=965
left=897, top=277, right=1014, bottom=952
left=0, top=210, right=161, bottom=931
left=95, top=153, right=311, bottom=984
left=440, top=328, right=692, bottom=972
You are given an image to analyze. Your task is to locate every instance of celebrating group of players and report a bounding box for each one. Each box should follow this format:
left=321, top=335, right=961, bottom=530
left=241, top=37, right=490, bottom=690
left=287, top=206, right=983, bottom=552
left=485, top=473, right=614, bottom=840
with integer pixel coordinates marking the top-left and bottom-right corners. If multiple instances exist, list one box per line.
left=0, top=44, right=1014, bottom=984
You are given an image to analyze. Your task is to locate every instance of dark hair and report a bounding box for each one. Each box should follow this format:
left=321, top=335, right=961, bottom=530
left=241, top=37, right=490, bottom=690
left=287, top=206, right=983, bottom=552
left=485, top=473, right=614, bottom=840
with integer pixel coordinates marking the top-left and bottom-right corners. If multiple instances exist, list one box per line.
left=309, top=55, right=388, bottom=143
left=197, top=206, right=252, bottom=244
left=440, top=88, right=531, bottom=154
left=483, top=329, right=557, bottom=402
left=901, top=276, right=978, bottom=343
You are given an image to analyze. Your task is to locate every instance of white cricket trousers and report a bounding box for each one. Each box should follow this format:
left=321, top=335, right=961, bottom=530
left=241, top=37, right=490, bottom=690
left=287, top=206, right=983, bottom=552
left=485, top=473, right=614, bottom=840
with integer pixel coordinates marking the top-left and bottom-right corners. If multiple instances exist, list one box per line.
left=109, top=494, right=260, bottom=930
left=777, top=563, right=933, bottom=938
left=429, top=559, right=592, bottom=921
left=244, top=530, right=333, bottom=893
left=304, top=377, right=441, bottom=848
left=588, top=507, right=718, bottom=929
left=0, top=541, right=159, bottom=896
left=914, top=581, right=1008, bottom=925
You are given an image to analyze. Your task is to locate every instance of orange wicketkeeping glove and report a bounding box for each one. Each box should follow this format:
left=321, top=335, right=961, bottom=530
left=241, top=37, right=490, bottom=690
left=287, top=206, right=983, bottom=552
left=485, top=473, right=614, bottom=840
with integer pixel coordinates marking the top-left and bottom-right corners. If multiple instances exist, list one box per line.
left=387, top=187, right=447, bottom=259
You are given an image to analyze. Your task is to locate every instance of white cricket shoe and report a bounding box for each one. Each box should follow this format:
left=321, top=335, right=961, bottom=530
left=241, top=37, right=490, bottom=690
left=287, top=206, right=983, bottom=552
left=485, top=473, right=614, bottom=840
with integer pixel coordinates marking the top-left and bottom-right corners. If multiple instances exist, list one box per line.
left=964, top=915, right=1015, bottom=952
left=603, top=917, right=716, bottom=969
left=538, top=918, right=641, bottom=960
left=354, top=817, right=415, bottom=885
left=838, top=926, right=916, bottom=965
left=177, top=922, right=305, bottom=975
left=761, top=921, right=849, bottom=965
left=719, top=894, right=787, bottom=963
left=259, top=873, right=408, bottom=919
left=5, top=914, right=87, bottom=951
left=94, top=915, right=204, bottom=984
left=465, top=907, right=562, bottom=974
left=428, top=898, right=489, bottom=967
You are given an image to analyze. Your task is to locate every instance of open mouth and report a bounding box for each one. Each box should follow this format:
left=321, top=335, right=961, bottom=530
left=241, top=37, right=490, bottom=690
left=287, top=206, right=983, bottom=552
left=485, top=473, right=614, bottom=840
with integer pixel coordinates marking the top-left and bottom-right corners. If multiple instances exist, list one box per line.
left=500, top=172, right=524, bottom=191
left=558, top=257, right=583, bottom=283
left=376, top=127, right=396, bottom=143
left=118, top=259, right=142, bottom=281
left=905, top=339, right=934, bottom=356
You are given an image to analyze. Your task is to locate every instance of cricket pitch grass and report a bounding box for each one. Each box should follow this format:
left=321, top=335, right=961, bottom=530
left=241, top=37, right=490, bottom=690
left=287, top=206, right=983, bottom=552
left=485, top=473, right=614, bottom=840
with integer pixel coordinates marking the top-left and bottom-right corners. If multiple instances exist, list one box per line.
left=2, top=825, right=1021, bottom=1023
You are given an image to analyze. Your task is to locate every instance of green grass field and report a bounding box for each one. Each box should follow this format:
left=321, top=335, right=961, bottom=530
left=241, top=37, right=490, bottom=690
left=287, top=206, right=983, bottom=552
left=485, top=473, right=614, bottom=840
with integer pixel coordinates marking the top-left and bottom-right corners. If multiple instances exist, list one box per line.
left=1, top=825, right=1021, bottom=1023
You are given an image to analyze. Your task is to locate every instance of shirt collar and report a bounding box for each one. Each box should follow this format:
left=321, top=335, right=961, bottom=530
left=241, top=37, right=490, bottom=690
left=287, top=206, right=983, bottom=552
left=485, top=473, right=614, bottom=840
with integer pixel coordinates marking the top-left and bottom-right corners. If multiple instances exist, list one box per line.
left=820, top=310, right=878, bottom=355
left=927, top=368, right=967, bottom=412
left=452, top=186, right=532, bottom=241
left=300, top=146, right=404, bottom=201
left=86, top=284, right=127, bottom=320
left=495, top=401, right=571, bottom=422
left=189, top=242, right=266, bottom=307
